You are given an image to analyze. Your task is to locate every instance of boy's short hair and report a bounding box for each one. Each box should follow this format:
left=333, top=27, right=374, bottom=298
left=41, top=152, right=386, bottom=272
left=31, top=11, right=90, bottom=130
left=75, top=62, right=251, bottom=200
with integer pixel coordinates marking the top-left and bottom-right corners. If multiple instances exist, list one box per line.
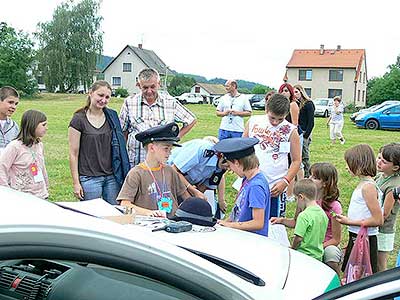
left=266, top=93, right=290, bottom=116
left=293, top=179, right=317, bottom=201
left=0, top=86, right=19, bottom=101
left=235, top=153, right=259, bottom=172
left=380, top=143, right=400, bottom=168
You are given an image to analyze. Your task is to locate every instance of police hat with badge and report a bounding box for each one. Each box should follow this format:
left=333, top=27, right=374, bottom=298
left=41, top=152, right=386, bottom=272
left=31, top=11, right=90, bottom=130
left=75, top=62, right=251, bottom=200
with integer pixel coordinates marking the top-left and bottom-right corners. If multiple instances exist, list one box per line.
left=135, top=122, right=182, bottom=147
left=214, top=137, right=259, bottom=160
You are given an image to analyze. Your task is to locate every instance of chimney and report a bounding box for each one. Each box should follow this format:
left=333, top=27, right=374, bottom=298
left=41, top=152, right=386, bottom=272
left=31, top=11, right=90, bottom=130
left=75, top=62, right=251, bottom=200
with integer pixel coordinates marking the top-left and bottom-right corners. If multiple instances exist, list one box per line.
left=319, top=44, right=324, bottom=55
left=337, top=45, right=341, bottom=51
left=138, top=43, right=142, bottom=49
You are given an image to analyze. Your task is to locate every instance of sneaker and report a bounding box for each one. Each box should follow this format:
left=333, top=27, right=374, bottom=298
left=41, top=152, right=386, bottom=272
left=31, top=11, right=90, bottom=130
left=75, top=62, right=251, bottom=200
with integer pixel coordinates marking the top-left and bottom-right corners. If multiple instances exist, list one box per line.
left=340, top=139, right=345, bottom=145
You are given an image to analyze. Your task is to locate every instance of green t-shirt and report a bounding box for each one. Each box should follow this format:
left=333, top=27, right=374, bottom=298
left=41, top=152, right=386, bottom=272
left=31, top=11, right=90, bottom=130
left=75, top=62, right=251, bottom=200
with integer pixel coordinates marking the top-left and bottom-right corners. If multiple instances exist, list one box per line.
left=294, top=205, right=328, bottom=261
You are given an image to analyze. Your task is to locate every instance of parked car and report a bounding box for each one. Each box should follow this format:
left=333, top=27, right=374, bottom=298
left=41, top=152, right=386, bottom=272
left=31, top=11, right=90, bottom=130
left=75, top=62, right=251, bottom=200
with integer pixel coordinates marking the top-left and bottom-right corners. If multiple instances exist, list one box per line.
left=313, top=98, right=334, bottom=117
left=176, top=93, right=205, bottom=104
left=313, top=266, right=400, bottom=300
left=0, top=187, right=340, bottom=300
left=350, top=100, right=400, bottom=122
left=252, top=98, right=266, bottom=110
left=355, top=103, right=400, bottom=130
left=249, top=94, right=265, bottom=107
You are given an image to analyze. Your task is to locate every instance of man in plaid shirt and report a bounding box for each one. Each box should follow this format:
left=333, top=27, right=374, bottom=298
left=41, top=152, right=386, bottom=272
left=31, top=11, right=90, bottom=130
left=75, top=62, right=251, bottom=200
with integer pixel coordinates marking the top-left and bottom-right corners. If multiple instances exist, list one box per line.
left=119, top=68, right=197, bottom=167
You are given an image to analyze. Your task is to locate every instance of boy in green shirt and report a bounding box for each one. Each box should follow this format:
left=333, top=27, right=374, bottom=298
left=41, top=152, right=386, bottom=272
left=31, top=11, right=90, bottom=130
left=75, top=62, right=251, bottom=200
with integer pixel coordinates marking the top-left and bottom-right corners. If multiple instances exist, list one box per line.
left=292, top=179, right=328, bottom=261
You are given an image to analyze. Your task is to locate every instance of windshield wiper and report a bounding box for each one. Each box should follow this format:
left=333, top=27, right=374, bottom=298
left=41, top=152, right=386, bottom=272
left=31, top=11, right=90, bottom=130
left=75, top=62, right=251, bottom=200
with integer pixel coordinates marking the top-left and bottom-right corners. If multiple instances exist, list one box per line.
left=181, top=247, right=265, bottom=286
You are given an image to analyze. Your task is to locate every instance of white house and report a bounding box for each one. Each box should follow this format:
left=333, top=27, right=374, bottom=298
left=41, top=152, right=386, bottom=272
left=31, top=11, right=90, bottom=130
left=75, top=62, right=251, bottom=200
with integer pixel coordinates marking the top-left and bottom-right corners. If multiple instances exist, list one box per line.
left=284, top=45, right=367, bottom=107
left=190, top=82, right=226, bottom=103
left=102, top=44, right=173, bottom=95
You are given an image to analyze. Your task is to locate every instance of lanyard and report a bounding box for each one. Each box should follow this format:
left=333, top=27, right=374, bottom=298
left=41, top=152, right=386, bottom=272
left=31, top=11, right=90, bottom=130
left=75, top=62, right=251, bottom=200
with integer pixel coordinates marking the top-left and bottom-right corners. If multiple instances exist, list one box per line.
left=235, top=178, right=248, bottom=203
left=29, top=146, right=37, bottom=162
left=144, top=161, right=164, bottom=199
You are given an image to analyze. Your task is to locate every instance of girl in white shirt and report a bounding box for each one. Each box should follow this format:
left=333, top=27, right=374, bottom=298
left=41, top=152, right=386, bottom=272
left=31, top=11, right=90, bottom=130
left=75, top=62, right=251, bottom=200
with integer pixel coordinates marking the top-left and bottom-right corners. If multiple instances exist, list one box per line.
left=335, top=144, right=383, bottom=274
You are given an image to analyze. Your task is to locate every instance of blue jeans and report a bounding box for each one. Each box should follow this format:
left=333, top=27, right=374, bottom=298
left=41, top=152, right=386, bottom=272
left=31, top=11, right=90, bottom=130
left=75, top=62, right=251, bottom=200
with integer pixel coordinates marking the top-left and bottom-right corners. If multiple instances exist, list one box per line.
left=218, top=129, right=243, bottom=140
left=79, top=174, right=120, bottom=205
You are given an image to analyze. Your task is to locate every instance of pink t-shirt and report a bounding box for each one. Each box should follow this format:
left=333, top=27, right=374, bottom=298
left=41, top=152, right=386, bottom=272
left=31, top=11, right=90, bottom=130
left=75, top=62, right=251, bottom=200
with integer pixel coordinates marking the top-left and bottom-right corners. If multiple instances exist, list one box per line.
left=317, top=200, right=342, bottom=243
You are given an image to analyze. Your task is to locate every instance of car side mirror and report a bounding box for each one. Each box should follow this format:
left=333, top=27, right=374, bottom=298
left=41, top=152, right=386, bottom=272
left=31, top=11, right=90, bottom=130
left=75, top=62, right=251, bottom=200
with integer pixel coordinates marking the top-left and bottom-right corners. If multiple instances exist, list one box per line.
left=383, top=110, right=391, bottom=115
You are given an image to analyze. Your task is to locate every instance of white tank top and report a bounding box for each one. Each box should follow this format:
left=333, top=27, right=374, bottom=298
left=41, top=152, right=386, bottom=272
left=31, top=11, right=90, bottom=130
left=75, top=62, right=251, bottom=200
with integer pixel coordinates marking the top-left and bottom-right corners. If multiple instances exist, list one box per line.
left=348, top=181, right=382, bottom=235
left=247, top=115, right=296, bottom=187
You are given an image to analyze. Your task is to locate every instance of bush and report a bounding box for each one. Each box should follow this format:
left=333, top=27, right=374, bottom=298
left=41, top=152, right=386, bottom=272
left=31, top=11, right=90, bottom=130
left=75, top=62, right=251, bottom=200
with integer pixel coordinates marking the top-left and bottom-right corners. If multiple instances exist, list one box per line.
left=114, top=87, right=129, bottom=98
left=345, top=103, right=357, bottom=113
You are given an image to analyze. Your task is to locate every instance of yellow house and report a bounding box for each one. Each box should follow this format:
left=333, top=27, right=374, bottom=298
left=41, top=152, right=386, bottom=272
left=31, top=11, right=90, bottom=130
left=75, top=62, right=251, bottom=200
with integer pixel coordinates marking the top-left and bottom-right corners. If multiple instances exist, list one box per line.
left=284, top=45, right=367, bottom=107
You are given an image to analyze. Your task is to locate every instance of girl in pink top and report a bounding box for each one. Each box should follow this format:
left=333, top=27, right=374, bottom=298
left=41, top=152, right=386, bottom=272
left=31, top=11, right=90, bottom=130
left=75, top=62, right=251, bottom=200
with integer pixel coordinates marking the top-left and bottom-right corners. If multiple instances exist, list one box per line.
left=271, top=162, right=342, bottom=275
left=0, top=110, right=49, bottom=199
left=310, top=162, right=342, bottom=276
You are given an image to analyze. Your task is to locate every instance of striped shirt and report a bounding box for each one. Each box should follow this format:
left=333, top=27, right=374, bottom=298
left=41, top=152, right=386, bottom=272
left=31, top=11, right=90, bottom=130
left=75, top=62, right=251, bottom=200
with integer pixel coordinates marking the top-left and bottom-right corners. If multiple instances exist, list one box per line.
left=0, top=118, right=19, bottom=152
left=119, top=93, right=196, bottom=167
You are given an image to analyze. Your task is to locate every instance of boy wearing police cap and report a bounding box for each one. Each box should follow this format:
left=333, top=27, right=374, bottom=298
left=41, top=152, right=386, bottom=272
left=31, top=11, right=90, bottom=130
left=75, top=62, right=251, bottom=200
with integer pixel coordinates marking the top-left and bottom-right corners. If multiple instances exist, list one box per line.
left=216, top=137, right=271, bottom=236
left=117, top=123, right=190, bottom=217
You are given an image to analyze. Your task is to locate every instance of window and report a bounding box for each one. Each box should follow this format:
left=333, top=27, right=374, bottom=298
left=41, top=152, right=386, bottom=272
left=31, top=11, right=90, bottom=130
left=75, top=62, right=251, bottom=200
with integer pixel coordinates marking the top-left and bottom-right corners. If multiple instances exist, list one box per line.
left=304, top=88, right=312, bottom=98
left=195, top=86, right=200, bottom=93
left=357, top=90, right=360, bottom=101
left=328, top=89, right=342, bottom=98
left=329, top=69, right=343, bottom=81
left=364, top=73, right=367, bottom=83
left=123, top=63, right=132, bottom=72
left=359, top=72, right=362, bottom=83
left=37, top=76, right=44, bottom=84
left=362, top=90, right=365, bottom=102
left=386, top=105, right=400, bottom=114
left=298, top=69, right=312, bottom=81
left=112, top=77, right=121, bottom=86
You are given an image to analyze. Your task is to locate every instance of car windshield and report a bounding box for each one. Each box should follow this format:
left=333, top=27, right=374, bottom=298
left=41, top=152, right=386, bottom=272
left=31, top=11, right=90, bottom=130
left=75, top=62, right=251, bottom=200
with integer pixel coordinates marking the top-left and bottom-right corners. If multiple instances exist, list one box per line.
left=315, top=99, right=328, bottom=106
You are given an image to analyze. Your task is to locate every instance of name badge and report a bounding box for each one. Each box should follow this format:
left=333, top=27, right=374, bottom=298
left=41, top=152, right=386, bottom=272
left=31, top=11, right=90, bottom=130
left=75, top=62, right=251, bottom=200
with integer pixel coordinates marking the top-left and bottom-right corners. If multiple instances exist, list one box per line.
left=279, top=142, right=290, bottom=153
left=158, top=197, right=173, bottom=213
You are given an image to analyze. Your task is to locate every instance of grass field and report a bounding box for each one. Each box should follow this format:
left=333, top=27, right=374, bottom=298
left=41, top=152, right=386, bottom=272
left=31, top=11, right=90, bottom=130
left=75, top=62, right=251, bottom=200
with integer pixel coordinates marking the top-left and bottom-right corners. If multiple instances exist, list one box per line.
left=12, top=93, right=400, bottom=268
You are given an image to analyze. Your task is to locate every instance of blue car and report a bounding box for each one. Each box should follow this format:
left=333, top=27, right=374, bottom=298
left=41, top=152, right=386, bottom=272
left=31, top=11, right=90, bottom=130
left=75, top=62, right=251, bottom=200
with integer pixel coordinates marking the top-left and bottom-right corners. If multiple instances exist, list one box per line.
left=355, top=103, right=400, bottom=130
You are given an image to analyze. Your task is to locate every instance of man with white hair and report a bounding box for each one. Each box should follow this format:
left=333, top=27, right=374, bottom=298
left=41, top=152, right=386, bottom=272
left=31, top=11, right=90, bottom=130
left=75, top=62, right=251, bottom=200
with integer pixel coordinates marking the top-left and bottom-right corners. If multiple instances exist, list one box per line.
left=216, top=79, right=252, bottom=140
left=119, top=68, right=197, bottom=167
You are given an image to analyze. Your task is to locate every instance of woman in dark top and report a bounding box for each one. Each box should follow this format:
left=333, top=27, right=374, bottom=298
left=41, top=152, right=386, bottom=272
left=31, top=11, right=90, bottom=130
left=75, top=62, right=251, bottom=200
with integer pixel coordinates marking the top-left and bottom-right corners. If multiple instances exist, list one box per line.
left=294, top=84, right=315, bottom=178
left=68, top=80, right=129, bottom=204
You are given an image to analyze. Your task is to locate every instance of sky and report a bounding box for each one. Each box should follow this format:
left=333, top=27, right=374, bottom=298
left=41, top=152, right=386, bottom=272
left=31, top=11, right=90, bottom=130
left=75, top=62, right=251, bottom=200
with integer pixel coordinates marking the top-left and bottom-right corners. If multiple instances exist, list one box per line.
left=2, top=0, right=400, bottom=89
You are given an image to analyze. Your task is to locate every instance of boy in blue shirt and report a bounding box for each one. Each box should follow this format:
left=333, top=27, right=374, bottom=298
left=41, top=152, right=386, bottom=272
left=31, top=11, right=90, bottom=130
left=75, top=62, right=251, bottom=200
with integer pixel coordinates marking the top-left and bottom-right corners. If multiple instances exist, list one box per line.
left=0, top=86, right=19, bottom=153
left=216, top=137, right=270, bottom=236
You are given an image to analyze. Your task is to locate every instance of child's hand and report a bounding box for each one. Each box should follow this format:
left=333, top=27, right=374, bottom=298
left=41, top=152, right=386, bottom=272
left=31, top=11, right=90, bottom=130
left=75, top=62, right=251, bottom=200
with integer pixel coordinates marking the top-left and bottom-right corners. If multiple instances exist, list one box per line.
left=217, top=219, right=232, bottom=227
left=218, top=199, right=227, bottom=213
left=334, top=214, right=349, bottom=225
left=149, top=210, right=167, bottom=218
left=270, top=217, right=283, bottom=224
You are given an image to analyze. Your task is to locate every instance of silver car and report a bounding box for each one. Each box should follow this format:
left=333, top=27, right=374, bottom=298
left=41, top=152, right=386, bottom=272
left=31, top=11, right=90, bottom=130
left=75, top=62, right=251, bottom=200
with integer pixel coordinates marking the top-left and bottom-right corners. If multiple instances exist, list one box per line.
left=0, top=187, right=340, bottom=299
left=313, top=98, right=334, bottom=117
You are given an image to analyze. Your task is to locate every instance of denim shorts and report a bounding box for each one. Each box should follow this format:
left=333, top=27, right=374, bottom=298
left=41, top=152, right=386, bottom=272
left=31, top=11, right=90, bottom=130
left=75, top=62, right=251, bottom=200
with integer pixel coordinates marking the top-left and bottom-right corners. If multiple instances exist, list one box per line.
left=79, top=174, right=120, bottom=205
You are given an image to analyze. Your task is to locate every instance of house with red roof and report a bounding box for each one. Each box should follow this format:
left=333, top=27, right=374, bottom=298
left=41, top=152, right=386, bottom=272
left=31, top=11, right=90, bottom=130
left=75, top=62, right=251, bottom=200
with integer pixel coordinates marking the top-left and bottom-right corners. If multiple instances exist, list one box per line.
left=284, top=45, right=367, bottom=107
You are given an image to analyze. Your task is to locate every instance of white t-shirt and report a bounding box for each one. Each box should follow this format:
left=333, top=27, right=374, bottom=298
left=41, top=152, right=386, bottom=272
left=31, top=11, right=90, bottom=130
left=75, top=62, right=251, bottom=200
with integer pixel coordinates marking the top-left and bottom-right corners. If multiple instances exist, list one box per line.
left=348, top=181, right=382, bottom=236
left=247, top=115, right=296, bottom=187
left=217, top=93, right=252, bottom=132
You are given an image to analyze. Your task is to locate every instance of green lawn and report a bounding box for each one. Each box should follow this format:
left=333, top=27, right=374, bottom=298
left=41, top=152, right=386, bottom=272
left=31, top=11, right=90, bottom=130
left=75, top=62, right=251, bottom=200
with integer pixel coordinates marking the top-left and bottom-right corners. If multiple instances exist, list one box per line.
left=13, top=93, right=400, bottom=268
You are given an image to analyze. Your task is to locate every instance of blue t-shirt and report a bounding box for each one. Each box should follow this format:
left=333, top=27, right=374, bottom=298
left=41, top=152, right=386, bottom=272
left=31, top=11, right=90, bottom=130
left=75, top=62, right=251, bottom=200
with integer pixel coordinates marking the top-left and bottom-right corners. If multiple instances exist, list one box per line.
left=231, top=173, right=271, bottom=236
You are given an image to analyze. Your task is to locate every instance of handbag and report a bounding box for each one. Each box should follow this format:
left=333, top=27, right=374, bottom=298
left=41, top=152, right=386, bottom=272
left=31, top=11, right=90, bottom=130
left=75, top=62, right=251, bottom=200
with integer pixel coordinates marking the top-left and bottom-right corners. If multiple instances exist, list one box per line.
left=343, top=226, right=373, bottom=284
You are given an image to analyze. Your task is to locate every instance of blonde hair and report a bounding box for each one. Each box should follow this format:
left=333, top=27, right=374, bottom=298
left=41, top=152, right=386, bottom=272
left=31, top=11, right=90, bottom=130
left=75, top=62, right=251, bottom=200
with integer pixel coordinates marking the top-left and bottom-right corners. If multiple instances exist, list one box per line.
left=293, top=84, right=311, bottom=109
left=293, top=179, right=317, bottom=201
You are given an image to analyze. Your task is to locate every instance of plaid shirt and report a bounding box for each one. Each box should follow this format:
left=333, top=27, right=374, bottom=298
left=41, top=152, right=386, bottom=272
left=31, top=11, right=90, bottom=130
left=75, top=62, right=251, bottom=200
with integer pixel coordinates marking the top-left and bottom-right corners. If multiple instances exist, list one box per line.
left=0, top=118, right=19, bottom=151
left=119, top=92, right=196, bottom=166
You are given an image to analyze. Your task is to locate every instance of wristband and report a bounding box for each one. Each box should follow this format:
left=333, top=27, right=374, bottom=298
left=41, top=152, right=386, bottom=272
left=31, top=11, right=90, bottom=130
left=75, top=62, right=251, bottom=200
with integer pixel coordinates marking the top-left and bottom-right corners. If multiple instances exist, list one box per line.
left=283, top=176, right=291, bottom=183
left=282, top=177, right=290, bottom=186
left=185, top=183, right=191, bottom=190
